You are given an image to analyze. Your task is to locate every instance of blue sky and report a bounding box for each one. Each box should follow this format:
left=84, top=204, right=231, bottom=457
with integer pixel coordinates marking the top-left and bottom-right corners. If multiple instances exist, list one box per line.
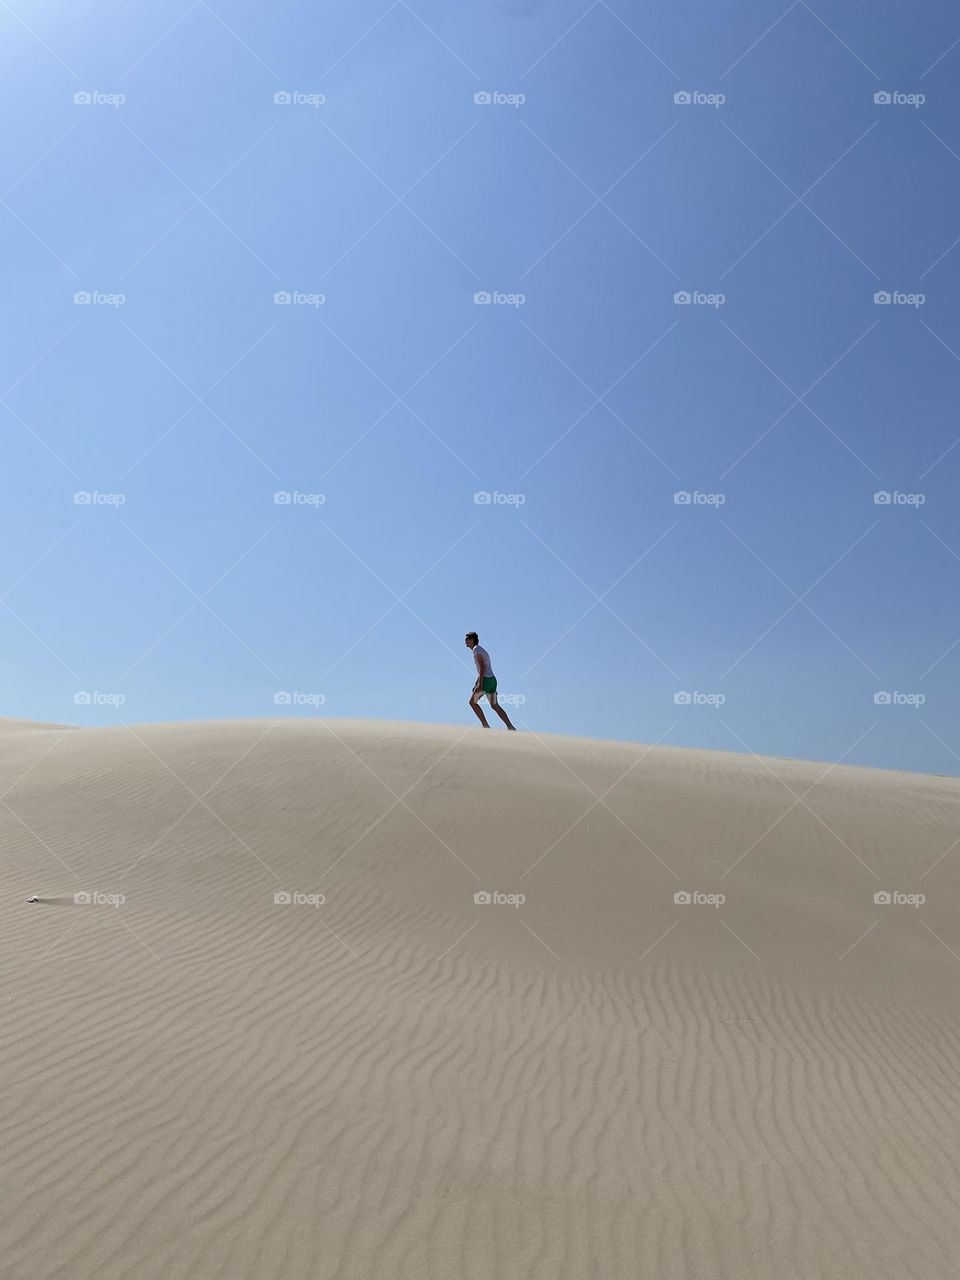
left=2, top=0, right=960, bottom=773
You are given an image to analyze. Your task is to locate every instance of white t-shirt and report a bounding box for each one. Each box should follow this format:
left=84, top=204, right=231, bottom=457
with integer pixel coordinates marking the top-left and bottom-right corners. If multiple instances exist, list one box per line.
left=473, top=645, right=494, bottom=678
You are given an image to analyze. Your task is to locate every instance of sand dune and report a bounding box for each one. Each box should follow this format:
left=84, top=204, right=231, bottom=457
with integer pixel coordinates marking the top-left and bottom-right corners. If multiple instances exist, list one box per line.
left=2, top=716, right=960, bottom=1279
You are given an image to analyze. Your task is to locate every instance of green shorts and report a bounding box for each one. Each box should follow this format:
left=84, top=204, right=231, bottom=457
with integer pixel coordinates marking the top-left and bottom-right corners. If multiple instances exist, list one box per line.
left=480, top=676, right=497, bottom=696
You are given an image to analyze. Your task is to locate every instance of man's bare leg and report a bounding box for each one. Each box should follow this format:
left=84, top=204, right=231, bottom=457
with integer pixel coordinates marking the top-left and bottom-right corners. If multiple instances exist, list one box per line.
left=488, top=693, right=516, bottom=730
left=470, top=692, right=490, bottom=727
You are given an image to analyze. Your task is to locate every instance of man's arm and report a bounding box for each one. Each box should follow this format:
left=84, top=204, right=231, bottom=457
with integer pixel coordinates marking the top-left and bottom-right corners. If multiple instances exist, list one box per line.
left=473, top=649, right=482, bottom=690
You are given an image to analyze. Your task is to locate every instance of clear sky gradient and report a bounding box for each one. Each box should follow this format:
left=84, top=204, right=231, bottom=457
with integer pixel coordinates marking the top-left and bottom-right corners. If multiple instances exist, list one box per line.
left=3, top=0, right=960, bottom=773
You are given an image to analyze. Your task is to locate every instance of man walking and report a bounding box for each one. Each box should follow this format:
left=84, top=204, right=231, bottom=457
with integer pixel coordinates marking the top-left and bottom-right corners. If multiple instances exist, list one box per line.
left=465, top=632, right=516, bottom=729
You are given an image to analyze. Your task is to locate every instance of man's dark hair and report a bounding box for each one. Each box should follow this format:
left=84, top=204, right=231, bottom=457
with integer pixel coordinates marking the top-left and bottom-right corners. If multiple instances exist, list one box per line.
left=465, top=631, right=479, bottom=644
